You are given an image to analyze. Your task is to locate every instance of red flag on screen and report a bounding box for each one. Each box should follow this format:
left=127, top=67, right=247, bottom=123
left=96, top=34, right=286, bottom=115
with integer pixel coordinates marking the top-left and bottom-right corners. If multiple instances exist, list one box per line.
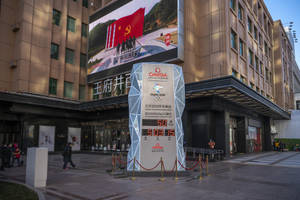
left=106, top=8, right=145, bottom=49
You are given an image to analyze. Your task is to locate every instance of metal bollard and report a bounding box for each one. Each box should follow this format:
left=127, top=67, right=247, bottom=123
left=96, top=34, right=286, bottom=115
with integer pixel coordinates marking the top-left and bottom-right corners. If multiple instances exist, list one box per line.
left=119, top=153, right=122, bottom=168
left=159, top=157, right=165, bottom=182
left=114, top=154, right=117, bottom=171
left=111, top=153, right=115, bottom=173
left=131, top=157, right=136, bottom=180
left=199, top=155, right=203, bottom=180
left=175, top=157, right=178, bottom=181
left=206, top=155, right=210, bottom=176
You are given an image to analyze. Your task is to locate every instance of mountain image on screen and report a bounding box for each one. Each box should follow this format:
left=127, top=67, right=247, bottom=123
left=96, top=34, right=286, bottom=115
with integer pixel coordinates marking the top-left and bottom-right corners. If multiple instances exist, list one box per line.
left=88, top=0, right=178, bottom=74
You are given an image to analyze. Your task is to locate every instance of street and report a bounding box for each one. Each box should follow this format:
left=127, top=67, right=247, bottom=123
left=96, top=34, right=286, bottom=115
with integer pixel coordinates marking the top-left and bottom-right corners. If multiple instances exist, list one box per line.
left=1, top=152, right=300, bottom=200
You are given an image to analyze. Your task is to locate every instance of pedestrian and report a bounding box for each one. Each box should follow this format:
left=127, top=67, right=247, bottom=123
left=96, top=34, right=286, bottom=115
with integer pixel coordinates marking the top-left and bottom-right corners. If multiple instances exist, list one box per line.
left=275, top=140, right=280, bottom=151
left=12, top=147, right=21, bottom=167
left=7, top=144, right=13, bottom=167
left=2, top=144, right=11, bottom=168
left=63, top=143, right=76, bottom=169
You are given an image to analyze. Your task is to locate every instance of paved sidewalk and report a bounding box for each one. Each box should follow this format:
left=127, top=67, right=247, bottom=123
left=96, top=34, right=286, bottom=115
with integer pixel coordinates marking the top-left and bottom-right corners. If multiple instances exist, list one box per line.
left=1, top=152, right=300, bottom=200
left=224, top=151, right=300, bottom=168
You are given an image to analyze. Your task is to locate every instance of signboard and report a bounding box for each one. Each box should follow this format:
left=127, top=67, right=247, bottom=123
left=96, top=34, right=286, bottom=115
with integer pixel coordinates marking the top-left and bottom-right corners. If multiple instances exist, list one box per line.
left=39, top=126, right=55, bottom=152
left=68, top=128, right=81, bottom=151
left=88, top=0, right=184, bottom=75
left=127, top=63, right=185, bottom=171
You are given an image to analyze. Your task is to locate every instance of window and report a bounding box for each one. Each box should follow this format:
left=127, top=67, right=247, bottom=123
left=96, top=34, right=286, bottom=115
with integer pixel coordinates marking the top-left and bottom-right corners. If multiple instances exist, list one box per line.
left=265, top=67, right=269, bottom=81
left=248, top=49, right=253, bottom=65
left=259, top=61, right=263, bottom=74
left=264, top=42, right=268, bottom=56
left=80, top=53, right=87, bottom=68
left=261, top=90, right=264, bottom=96
left=64, top=81, right=73, bottom=98
left=52, top=9, right=61, bottom=26
left=65, top=48, right=74, bottom=64
left=232, top=69, right=238, bottom=78
left=256, top=87, right=259, bottom=93
left=254, top=26, right=258, bottom=40
left=255, top=56, right=259, bottom=71
left=239, top=39, right=244, bottom=56
left=231, top=30, right=237, bottom=50
left=81, top=23, right=88, bottom=37
left=296, top=101, right=300, bottom=110
left=79, top=85, right=85, bottom=100
left=247, top=17, right=252, bottom=33
left=240, top=76, right=246, bottom=84
left=230, top=0, right=236, bottom=11
left=259, top=33, right=263, bottom=47
left=82, top=0, right=88, bottom=8
left=49, top=78, right=57, bottom=95
left=250, top=82, right=254, bottom=89
left=67, top=16, right=76, bottom=32
left=51, top=43, right=59, bottom=59
left=238, top=4, right=243, bottom=21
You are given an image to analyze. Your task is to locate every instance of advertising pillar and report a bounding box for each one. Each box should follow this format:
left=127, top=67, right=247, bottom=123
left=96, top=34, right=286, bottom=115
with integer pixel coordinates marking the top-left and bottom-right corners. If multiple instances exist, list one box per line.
left=127, top=63, right=185, bottom=171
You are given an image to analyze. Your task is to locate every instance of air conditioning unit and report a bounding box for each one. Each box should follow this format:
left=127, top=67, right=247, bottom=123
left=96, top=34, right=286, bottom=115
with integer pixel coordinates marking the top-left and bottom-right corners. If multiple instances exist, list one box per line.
left=11, top=23, right=20, bottom=32
left=10, top=60, right=17, bottom=68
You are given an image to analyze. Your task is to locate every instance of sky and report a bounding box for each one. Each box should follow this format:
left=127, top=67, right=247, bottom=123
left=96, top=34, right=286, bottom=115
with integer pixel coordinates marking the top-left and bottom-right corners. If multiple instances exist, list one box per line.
left=89, top=0, right=161, bottom=30
left=264, top=0, right=300, bottom=66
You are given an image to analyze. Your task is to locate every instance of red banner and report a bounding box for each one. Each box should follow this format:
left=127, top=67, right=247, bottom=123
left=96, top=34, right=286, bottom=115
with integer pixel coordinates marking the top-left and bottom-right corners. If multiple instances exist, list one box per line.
left=106, top=8, right=145, bottom=49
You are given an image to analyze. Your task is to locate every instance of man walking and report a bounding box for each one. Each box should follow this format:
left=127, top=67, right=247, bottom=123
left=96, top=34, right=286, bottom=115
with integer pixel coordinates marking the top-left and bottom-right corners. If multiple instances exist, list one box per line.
left=63, top=143, right=76, bottom=169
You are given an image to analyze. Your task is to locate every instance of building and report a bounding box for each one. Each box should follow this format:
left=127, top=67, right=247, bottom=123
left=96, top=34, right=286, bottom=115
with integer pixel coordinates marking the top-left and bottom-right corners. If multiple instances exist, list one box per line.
left=285, top=27, right=300, bottom=110
left=84, top=0, right=291, bottom=155
left=0, top=0, right=90, bottom=150
left=273, top=20, right=295, bottom=111
left=0, top=0, right=293, bottom=156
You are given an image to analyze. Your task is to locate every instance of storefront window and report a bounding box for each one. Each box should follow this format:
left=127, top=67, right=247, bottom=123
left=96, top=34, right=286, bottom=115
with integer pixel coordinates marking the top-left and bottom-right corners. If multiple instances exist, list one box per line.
left=296, top=100, right=300, bottom=110
left=247, top=126, right=262, bottom=153
left=81, top=119, right=130, bottom=151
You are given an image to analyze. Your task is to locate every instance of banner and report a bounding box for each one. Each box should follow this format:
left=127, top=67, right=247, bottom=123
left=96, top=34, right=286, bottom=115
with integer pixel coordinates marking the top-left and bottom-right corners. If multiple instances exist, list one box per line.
left=68, top=128, right=81, bottom=151
left=39, top=126, right=55, bottom=152
left=106, top=8, right=145, bottom=49
left=88, top=0, right=181, bottom=74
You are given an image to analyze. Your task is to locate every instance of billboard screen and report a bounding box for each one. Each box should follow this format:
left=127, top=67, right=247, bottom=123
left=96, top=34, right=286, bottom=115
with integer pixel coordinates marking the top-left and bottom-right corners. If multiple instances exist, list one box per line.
left=88, top=0, right=183, bottom=75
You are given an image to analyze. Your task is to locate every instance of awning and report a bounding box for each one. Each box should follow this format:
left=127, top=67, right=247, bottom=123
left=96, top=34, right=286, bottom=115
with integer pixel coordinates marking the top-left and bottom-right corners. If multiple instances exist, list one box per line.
left=185, top=76, right=290, bottom=120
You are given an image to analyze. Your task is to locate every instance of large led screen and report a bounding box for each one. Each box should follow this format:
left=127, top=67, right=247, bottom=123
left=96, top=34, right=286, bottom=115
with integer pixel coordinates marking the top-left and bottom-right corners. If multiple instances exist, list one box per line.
left=88, top=0, right=183, bottom=75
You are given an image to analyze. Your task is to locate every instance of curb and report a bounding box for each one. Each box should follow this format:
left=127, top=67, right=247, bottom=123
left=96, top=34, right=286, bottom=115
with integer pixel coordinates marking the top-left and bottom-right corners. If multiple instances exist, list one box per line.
left=0, top=179, right=46, bottom=200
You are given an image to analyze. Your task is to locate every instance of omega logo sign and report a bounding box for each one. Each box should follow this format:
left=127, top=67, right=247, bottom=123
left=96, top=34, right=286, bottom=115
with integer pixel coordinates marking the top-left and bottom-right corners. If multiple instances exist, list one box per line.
left=148, top=67, right=167, bottom=78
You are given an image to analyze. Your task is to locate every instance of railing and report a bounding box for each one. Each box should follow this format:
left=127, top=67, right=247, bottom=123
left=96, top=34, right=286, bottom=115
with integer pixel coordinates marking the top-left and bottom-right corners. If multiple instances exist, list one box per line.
left=110, top=147, right=225, bottom=181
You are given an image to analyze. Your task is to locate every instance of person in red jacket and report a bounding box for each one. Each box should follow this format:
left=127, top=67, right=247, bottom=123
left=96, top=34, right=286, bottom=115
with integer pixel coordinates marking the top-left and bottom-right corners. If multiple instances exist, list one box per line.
left=12, top=148, right=21, bottom=167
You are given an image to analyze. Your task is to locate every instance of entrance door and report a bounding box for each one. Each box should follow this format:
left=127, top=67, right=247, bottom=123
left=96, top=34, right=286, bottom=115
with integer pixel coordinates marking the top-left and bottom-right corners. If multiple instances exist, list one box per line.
left=229, top=127, right=238, bottom=154
left=255, top=128, right=262, bottom=152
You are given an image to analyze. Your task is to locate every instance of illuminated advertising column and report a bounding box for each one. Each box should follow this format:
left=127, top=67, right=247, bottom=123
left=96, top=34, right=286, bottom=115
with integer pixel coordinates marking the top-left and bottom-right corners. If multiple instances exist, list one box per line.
left=127, top=63, right=185, bottom=171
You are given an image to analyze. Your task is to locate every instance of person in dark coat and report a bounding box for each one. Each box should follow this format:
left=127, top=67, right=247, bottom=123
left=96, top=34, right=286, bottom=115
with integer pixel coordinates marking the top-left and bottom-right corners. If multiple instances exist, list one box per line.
left=63, top=143, right=76, bottom=169
left=1, top=144, right=11, bottom=168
